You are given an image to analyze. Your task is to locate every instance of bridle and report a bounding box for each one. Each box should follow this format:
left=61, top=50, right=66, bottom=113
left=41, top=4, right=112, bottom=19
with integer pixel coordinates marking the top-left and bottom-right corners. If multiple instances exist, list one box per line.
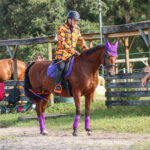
left=103, top=49, right=116, bottom=69
left=78, top=50, right=116, bottom=69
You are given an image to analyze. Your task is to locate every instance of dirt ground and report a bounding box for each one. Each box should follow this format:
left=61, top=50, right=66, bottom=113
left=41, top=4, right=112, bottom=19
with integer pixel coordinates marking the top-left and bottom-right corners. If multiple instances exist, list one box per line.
left=0, top=127, right=150, bottom=150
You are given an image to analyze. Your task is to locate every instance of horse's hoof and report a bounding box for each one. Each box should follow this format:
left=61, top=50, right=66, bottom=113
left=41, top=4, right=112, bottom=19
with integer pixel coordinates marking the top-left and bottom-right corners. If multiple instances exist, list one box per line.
left=87, top=130, right=92, bottom=136
left=40, top=130, right=48, bottom=135
left=72, top=130, right=78, bottom=136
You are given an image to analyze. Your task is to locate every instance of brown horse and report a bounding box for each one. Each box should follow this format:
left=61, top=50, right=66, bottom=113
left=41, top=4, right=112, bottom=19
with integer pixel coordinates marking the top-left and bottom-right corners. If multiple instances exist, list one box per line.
left=0, top=59, right=26, bottom=82
left=24, top=43, right=118, bottom=136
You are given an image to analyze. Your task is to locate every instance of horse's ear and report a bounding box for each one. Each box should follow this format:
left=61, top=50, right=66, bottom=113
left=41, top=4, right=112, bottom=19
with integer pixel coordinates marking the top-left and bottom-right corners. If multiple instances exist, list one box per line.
left=106, top=40, right=111, bottom=48
left=115, top=41, right=118, bottom=47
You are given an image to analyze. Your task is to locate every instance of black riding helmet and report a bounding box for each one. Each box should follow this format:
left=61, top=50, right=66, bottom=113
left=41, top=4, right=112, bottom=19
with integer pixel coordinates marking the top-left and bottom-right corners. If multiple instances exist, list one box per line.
left=67, top=11, right=80, bottom=21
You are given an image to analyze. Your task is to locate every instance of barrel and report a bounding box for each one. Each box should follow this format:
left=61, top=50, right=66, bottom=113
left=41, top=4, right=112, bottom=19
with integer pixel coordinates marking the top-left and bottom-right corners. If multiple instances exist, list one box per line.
left=54, top=96, right=74, bottom=103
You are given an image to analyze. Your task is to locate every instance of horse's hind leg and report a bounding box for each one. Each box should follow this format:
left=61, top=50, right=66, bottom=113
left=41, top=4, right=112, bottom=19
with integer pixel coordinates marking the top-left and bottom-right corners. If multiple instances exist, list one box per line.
left=36, top=100, right=44, bottom=134
left=85, top=92, right=94, bottom=135
left=72, top=91, right=81, bottom=136
left=40, top=94, right=50, bottom=135
left=36, top=97, right=49, bottom=135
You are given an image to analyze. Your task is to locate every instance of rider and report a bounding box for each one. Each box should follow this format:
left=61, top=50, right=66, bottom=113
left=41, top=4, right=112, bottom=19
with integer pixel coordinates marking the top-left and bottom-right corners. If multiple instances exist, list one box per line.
left=54, top=10, right=88, bottom=94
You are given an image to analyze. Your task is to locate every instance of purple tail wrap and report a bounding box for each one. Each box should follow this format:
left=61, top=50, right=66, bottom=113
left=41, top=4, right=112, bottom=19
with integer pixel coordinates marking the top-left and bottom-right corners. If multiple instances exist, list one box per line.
left=85, top=116, right=90, bottom=130
left=38, top=115, right=45, bottom=131
left=73, top=115, right=80, bottom=130
left=42, top=112, right=45, bottom=124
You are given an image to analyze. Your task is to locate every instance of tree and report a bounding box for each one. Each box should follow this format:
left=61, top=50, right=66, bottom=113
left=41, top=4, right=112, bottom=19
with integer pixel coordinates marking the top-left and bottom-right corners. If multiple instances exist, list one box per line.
left=0, top=0, right=149, bottom=62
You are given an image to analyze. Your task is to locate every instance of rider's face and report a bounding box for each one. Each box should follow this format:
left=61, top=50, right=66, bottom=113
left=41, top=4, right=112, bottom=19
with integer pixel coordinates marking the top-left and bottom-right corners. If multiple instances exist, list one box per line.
left=68, top=18, right=78, bottom=27
left=36, top=56, right=43, bottom=62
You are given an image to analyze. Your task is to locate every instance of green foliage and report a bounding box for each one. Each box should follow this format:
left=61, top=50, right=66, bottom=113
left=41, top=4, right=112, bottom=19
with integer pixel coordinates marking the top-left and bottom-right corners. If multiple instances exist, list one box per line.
left=0, top=0, right=149, bottom=62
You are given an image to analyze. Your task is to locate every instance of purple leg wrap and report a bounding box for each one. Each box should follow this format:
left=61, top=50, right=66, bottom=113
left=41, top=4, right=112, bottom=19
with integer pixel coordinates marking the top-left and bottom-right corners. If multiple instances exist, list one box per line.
left=85, top=116, right=90, bottom=130
left=38, top=116, right=45, bottom=131
left=73, top=115, right=80, bottom=130
left=42, top=112, right=45, bottom=124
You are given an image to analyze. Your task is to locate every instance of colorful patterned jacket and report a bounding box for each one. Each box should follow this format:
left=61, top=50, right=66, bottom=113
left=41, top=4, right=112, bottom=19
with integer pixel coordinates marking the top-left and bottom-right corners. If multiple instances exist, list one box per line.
left=54, top=22, right=88, bottom=61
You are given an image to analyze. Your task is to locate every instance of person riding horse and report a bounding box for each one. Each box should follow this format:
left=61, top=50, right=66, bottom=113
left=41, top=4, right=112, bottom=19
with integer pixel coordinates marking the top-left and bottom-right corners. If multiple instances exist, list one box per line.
left=54, top=10, right=88, bottom=94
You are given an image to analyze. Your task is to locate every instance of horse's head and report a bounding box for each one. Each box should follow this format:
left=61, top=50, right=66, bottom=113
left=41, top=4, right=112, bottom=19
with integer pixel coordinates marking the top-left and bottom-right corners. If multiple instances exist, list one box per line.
left=104, top=40, right=118, bottom=76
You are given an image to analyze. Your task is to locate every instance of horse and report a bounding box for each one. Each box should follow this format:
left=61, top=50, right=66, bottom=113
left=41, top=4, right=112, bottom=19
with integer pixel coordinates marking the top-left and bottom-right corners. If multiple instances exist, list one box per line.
left=0, top=58, right=26, bottom=82
left=24, top=41, right=118, bottom=136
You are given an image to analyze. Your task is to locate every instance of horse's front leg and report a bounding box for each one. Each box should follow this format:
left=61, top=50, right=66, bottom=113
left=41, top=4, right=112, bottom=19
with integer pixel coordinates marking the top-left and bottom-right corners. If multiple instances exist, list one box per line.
left=85, top=92, right=94, bottom=135
left=72, top=90, right=81, bottom=136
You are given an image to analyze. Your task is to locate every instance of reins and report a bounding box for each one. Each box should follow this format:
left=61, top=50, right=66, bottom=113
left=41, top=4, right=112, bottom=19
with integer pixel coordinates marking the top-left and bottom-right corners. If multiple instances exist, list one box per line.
left=78, top=57, right=100, bottom=67
left=78, top=51, right=116, bottom=69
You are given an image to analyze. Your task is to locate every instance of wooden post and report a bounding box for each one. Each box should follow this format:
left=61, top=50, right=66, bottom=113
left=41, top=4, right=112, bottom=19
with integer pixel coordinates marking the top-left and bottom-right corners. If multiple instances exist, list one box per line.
left=105, top=79, right=112, bottom=108
left=48, top=42, right=53, bottom=60
left=148, top=28, right=150, bottom=63
left=129, top=62, right=134, bottom=73
left=13, top=45, right=18, bottom=81
left=6, top=45, right=13, bottom=58
left=89, top=40, right=93, bottom=48
left=48, top=42, right=54, bottom=106
left=148, top=28, right=150, bottom=47
left=128, top=36, right=135, bottom=50
left=124, top=37, right=130, bottom=73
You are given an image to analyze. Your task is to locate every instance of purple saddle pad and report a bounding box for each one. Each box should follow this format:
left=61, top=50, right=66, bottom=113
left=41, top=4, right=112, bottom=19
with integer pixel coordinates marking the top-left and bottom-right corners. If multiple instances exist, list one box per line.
left=47, top=57, right=75, bottom=78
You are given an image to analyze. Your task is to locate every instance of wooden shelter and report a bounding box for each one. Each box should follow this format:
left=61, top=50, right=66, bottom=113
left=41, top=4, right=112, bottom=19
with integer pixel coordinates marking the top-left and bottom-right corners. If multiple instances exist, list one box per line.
left=0, top=20, right=150, bottom=78
left=115, top=57, right=149, bottom=73
left=0, top=20, right=150, bottom=105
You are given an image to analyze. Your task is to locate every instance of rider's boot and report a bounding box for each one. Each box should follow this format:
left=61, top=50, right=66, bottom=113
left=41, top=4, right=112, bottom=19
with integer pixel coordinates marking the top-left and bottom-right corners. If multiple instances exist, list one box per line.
left=54, top=68, right=63, bottom=94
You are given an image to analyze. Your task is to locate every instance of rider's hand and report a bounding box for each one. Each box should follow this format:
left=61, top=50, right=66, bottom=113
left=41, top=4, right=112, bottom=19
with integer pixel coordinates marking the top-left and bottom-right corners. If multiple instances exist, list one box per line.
left=141, top=77, right=147, bottom=88
left=74, top=51, right=80, bottom=56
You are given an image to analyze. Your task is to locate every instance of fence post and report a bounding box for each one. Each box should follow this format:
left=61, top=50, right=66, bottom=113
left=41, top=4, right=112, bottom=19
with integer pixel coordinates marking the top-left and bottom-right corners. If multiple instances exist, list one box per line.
left=89, top=40, right=93, bottom=48
left=48, top=42, right=54, bottom=106
left=105, top=79, right=112, bottom=108
left=13, top=45, right=18, bottom=81
left=125, top=37, right=130, bottom=73
left=148, top=28, right=150, bottom=64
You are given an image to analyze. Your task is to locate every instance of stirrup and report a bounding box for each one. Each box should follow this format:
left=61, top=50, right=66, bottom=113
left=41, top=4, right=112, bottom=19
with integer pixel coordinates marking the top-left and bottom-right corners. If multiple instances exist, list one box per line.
left=54, top=84, right=62, bottom=94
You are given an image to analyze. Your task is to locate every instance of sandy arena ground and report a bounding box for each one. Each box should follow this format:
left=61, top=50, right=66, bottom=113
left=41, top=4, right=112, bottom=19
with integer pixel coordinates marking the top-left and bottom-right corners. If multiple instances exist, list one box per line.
left=0, top=127, right=150, bottom=150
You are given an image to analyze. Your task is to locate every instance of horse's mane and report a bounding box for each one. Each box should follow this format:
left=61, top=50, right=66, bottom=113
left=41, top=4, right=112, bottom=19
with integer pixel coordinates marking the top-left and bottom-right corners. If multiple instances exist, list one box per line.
left=80, top=44, right=106, bottom=57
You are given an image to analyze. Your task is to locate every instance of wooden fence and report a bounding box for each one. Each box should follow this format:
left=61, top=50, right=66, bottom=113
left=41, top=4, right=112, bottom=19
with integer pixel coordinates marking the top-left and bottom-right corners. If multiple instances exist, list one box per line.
left=3, top=81, right=28, bottom=102
left=105, top=72, right=150, bottom=107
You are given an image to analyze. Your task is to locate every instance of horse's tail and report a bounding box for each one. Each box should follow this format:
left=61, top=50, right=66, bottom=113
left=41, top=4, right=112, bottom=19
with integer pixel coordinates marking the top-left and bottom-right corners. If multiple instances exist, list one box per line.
left=24, top=62, right=41, bottom=101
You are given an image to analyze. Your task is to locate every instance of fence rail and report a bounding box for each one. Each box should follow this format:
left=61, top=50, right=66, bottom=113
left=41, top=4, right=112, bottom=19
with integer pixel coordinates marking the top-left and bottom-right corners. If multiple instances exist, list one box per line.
left=106, top=81, right=150, bottom=88
left=3, top=80, right=29, bottom=102
left=105, top=72, right=150, bottom=107
left=105, top=72, right=148, bottom=80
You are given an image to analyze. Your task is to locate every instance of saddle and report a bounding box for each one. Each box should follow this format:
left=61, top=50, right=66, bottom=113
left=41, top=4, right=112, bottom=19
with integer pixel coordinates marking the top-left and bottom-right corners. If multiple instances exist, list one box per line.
left=47, top=57, right=74, bottom=96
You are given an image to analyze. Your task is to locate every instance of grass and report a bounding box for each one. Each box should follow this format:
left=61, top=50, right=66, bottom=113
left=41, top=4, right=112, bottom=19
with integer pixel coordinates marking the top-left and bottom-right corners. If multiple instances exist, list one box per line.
left=0, top=135, right=16, bottom=140
left=1, top=100, right=150, bottom=133
left=131, top=142, right=150, bottom=150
